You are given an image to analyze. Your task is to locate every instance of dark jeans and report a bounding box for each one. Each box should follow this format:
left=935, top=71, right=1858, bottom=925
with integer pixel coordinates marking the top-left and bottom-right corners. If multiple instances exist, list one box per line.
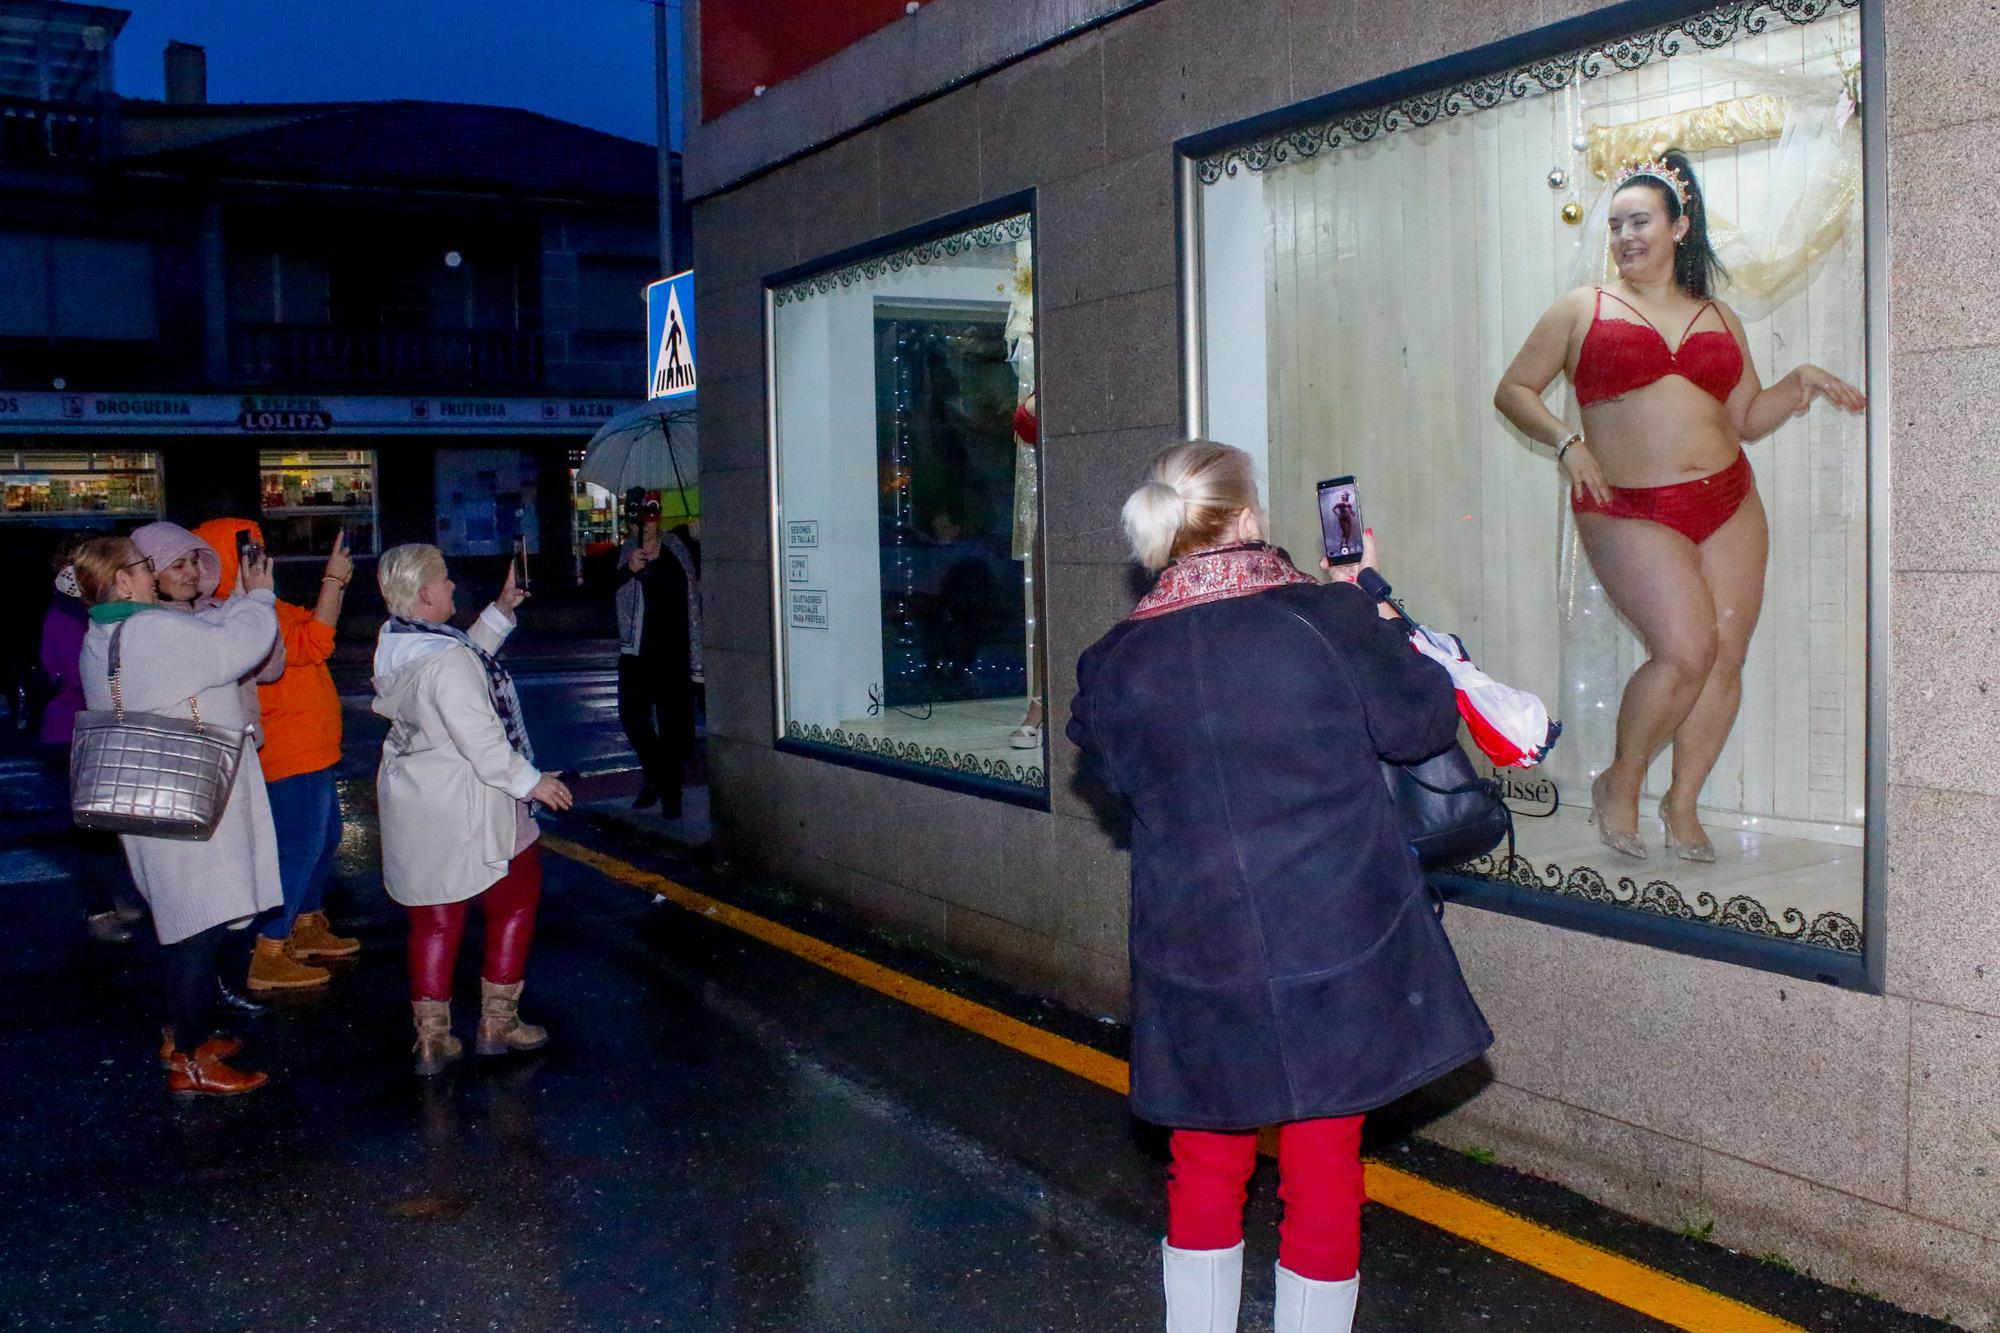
left=261, top=767, right=342, bottom=941
left=161, top=923, right=228, bottom=1049
left=618, top=654, right=694, bottom=802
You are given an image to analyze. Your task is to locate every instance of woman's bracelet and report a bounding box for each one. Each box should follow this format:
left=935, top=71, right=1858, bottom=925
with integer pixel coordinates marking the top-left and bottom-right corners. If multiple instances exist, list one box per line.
left=322, top=575, right=348, bottom=589
left=1555, top=431, right=1584, bottom=464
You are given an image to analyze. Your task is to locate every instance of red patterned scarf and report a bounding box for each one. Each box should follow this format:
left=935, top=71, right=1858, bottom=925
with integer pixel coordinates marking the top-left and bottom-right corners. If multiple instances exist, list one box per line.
left=1130, top=543, right=1315, bottom=620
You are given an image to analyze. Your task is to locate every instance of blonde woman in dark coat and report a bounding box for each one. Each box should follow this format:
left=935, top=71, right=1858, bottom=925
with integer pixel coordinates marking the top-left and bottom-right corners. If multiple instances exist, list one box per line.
left=1069, top=442, right=1491, bottom=1333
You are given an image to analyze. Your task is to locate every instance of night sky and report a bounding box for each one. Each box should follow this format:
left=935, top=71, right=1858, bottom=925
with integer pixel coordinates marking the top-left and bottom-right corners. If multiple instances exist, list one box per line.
left=113, top=0, right=676, bottom=147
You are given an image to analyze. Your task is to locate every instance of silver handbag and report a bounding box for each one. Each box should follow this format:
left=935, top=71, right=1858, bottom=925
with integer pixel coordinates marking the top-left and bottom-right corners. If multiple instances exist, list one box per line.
left=70, top=619, right=245, bottom=840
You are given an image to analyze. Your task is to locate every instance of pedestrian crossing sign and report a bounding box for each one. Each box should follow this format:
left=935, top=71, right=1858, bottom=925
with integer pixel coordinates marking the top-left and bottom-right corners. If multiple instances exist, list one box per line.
left=646, top=271, right=697, bottom=400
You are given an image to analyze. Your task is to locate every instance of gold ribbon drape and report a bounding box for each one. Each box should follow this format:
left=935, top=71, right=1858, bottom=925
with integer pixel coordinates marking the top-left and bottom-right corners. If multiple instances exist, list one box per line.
left=1585, top=94, right=1788, bottom=177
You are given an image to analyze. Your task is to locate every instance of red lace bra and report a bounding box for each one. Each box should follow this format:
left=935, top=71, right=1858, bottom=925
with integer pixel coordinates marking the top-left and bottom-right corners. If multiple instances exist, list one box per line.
left=1572, top=288, right=1743, bottom=407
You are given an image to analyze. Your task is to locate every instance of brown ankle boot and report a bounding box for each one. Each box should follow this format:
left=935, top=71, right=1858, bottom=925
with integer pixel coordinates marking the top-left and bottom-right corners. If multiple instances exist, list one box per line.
left=475, top=979, right=549, bottom=1055
left=247, top=934, right=331, bottom=991
left=158, top=1026, right=241, bottom=1069
left=167, top=1037, right=268, bottom=1097
left=289, top=911, right=360, bottom=959
left=411, top=1000, right=462, bottom=1076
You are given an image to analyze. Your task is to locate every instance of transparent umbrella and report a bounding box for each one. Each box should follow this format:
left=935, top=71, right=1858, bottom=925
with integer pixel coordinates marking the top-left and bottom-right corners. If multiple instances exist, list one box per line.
left=578, top=402, right=699, bottom=516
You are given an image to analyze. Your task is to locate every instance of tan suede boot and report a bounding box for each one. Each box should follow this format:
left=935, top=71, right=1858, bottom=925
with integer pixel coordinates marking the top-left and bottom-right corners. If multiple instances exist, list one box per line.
left=411, top=1000, right=462, bottom=1076
left=475, top=979, right=549, bottom=1055
left=289, top=911, right=360, bottom=959
left=247, top=934, right=331, bottom=991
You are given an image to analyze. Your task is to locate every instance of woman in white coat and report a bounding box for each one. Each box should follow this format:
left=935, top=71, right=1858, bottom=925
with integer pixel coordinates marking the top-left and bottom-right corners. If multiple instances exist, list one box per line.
left=371, top=544, right=572, bottom=1075
left=73, top=535, right=282, bottom=1098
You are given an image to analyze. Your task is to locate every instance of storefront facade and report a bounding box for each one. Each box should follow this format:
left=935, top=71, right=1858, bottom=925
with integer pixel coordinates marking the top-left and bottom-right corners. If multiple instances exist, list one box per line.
left=682, top=0, right=1997, bottom=1319
left=0, top=390, right=622, bottom=576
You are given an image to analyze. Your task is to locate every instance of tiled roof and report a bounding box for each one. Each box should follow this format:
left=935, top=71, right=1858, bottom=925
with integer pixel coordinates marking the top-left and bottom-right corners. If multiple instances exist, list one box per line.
left=122, top=99, right=656, bottom=203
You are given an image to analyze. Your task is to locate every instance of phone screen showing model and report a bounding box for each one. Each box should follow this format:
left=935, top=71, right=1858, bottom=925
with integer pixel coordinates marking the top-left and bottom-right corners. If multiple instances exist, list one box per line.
left=236, top=529, right=263, bottom=566
left=513, top=534, right=531, bottom=590
left=1317, top=476, right=1365, bottom=565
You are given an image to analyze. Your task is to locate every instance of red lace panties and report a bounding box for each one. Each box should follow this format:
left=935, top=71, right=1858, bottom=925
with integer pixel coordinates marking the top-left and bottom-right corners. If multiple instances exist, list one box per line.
left=1571, top=450, right=1752, bottom=545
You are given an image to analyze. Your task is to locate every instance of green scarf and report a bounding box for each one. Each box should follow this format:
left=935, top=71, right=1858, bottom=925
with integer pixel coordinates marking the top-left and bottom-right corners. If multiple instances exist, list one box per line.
left=87, top=601, right=161, bottom=625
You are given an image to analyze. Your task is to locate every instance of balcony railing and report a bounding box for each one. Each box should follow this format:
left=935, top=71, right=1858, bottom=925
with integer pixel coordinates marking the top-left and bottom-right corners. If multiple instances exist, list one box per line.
left=229, top=325, right=546, bottom=392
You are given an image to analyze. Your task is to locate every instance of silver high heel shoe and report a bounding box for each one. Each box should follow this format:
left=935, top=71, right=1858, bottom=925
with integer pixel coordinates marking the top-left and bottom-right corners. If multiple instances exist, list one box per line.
left=1589, top=773, right=1647, bottom=861
left=1660, top=805, right=1717, bottom=863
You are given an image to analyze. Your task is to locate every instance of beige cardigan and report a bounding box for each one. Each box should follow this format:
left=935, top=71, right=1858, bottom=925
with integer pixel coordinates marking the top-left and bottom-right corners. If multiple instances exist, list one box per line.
left=371, top=605, right=540, bottom=908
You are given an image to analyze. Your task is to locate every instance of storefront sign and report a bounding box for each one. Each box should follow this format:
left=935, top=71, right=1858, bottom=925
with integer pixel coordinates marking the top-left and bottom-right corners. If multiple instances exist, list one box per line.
left=787, top=588, right=829, bottom=630
left=0, top=392, right=641, bottom=436
left=240, top=395, right=333, bottom=432
left=1489, top=765, right=1559, bottom=818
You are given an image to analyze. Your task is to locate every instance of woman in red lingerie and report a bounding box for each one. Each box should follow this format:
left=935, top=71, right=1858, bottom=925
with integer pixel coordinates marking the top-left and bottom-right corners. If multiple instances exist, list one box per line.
left=1495, top=150, right=1863, bottom=862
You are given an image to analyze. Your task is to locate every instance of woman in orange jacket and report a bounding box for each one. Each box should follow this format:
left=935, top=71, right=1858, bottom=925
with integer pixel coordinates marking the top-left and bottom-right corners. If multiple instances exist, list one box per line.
left=194, top=520, right=359, bottom=991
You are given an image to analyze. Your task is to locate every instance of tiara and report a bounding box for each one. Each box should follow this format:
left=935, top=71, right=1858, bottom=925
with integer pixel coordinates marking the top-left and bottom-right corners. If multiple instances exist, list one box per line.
left=1614, top=158, right=1691, bottom=209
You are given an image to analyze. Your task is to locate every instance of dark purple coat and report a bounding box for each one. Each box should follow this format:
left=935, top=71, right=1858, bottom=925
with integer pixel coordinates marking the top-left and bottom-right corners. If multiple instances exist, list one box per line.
left=1068, top=577, right=1492, bottom=1130
left=36, top=595, right=88, bottom=747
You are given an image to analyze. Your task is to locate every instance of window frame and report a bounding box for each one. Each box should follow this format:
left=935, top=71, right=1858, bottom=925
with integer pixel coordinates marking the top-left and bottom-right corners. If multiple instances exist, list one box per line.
left=1173, top=0, right=1888, bottom=991
left=763, top=189, right=1051, bottom=811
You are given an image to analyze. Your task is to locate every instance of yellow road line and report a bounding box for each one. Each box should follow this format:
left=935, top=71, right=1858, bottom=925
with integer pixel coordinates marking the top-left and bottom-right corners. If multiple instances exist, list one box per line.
left=543, top=835, right=1802, bottom=1333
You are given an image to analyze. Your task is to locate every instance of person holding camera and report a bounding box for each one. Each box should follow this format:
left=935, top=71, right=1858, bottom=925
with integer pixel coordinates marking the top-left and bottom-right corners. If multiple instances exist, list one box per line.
left=1067, top=441, right=1492, bottom=1333
left=193, top=519, right=361, bottom=992
left=73, top=534, right=283, bottom=1097
left=372, top=545, right=573, bottom=1076
left=614, top=497, right=700, bottom=817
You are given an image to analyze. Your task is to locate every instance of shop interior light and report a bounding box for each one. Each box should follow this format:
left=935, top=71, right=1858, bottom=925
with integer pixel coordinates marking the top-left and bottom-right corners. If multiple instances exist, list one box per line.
left=443, top=250, right=464, bottom=268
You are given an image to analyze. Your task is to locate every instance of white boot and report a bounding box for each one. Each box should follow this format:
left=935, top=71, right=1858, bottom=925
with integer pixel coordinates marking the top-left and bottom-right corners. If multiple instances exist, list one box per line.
left=1161, top=1239, right=1243, bottom=1333
left=1274, top=1263, right=1359, bottom=1333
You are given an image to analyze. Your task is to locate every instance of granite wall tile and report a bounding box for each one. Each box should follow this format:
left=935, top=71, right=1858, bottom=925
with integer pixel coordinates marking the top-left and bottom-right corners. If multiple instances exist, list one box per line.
left=1101, top=0, right=1291, bottom=163
left=785, top=132, right=886, bottom=264
left=697, top=467, right=772, bottom=564
left=1034, top=149, right=1179, bottom=312
left=1887, top=345, right=2000, bottom=574
left=1884, top=0, right=2000, bottom=139
left=1037, top=286, right=1181, bottom=437
left=695, top=373, right=770, bottom=476
left=1887, top=573, right=2000, bottom=799
left=876, top=88, right=987, bottom=235
left=1040, top=423, right=1178, bottom=565
left=1698, top=1151, right=1997, bottom=1326
left=1889, top=120, right=2000, bottom=357
left=694, top=283, right=768, bottom=392
left=700, top=558, right=774, bottom=657
left=1885, top=784, right=2000, bottom=1018
left=977, top=32, right=1108, bottom=198
left=1907, top=1002, right=2000, bottom=1239
left=703, top=645, right=776, bottom=748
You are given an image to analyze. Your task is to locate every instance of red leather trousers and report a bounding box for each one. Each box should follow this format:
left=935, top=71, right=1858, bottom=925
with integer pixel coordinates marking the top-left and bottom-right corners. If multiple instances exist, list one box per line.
left=406, top=844, right=542, bottom=1000
left=1166, top=1115, right=1366, bottom=1281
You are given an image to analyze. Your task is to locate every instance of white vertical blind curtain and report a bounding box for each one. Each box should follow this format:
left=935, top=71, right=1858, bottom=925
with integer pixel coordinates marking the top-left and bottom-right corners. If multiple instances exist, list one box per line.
left=1259, top=15, right=1864, bottom=838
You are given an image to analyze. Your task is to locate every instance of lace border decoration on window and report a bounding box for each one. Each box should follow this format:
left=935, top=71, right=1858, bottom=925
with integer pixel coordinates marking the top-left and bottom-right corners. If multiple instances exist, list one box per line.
left=784, top=721, right=1045, bottom=790
left=1456, top=851, right=1863, bottom=954
left=772, top=214, right=1032, bottom=308
left=1195, top=0, right=1859, bottom=184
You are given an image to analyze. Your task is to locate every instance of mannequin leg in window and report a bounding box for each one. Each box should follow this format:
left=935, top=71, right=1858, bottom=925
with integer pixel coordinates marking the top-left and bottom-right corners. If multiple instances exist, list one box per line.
left=1575, top=513, right=1718, bottom=859
left=1011, top=543, right=1043, bottom=749
left=1660, top=494, right=1768, bottom=861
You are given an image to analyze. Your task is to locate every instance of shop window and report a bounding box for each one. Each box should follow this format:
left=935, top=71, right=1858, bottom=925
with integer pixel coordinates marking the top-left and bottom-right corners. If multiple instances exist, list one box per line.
left=768, top=201, right=1045, bottom=804
left=0, top=234, right=157, bottom=341
left=228, top=252, right=333, bottom=326
left=434, top=447, right=539, bottom=558
left=1184, top=1, right=1878, bottom=981
left=0, top=449, right=162, bottom=520
left=259, top=449, right=378, bottom=557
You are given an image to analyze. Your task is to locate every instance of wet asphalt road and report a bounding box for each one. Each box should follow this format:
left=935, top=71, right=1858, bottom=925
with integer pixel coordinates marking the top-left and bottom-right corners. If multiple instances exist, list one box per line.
left=0, top=656, right=1955, bottom=1332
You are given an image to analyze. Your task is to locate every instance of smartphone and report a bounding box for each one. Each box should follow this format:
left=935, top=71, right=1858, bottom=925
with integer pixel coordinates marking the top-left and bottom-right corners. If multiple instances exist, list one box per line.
left=512, top=534, right=531, bottom=590
left=235, top=529, right=264, bottom=566
left=1316, top=476, right=1365, bottom=566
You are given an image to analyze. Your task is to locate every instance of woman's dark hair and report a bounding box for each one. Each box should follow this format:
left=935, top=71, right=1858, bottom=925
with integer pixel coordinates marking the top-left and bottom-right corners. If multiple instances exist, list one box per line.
left=1616, top=149, right=1727, bottom=301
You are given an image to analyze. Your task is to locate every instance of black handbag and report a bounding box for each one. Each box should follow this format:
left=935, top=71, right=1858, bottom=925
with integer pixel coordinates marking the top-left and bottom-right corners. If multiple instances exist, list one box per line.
left=1382, top=744, right=1511, bottom=872
left=1349, top=569, right=1515, bottom=872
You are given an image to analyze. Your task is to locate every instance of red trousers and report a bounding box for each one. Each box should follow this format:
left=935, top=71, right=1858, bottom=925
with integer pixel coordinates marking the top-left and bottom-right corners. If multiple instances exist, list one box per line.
left=407, top=845, right=542, bottom=1001
left=1166, top=1116, right=1366, bottom=1282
